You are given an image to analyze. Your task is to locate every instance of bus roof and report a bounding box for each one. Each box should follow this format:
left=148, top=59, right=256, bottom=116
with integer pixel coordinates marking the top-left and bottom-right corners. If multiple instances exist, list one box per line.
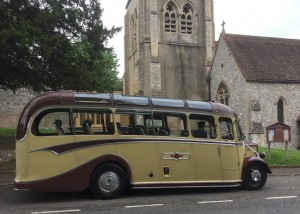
left=16, top=91, right=234, bottom=140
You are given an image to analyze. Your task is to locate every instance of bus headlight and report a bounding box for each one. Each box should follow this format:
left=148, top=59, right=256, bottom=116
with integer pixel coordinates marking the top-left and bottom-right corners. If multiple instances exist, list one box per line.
left=259, top=152, right=266, bottom=159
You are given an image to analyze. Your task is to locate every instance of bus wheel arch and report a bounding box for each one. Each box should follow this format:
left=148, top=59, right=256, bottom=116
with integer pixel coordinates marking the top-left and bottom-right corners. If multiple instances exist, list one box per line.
left=90, top=161, right=129, bottom=199
left=242, top=162, right=268, bottom=190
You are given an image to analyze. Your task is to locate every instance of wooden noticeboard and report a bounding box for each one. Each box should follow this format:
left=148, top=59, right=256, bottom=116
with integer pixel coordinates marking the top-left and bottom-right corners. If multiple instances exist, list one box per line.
left=266, top=122, right=291, bottom=160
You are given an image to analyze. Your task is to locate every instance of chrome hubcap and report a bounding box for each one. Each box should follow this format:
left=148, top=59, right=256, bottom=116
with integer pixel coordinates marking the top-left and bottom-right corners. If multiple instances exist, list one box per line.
left=99, top=171, right=119, bottom=192
left=251, top=169, right=261, bottom=182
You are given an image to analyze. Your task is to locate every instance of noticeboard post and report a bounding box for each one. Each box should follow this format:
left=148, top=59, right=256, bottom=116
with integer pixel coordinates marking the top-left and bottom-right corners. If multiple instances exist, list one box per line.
left=266, top=122, right=291, bottom=160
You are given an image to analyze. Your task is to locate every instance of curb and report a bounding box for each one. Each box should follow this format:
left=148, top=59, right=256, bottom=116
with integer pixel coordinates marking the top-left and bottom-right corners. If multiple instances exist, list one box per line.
left=269, top=166, right=300, bottom=176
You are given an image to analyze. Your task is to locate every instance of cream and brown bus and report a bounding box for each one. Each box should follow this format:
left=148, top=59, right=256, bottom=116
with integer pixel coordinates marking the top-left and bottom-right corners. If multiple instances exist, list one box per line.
left=14, top=91, right=271, bottom=199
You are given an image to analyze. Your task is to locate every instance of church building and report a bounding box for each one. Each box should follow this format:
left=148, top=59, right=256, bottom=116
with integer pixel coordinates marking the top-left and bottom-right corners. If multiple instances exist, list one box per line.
left=210, top=33, right=300, bottom=147
left=124, top=0, right=215, bottom=100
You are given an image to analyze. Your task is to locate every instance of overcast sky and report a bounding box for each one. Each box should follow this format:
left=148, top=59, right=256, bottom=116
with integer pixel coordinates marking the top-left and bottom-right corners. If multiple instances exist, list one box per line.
left=101, top=0, right=300, bottom=78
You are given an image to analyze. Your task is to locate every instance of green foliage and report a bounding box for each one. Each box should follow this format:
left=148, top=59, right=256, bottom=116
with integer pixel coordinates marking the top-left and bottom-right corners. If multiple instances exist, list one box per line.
left=259, top=147, right=300, bottom=166
left=0, top=0, right=121, bottom=93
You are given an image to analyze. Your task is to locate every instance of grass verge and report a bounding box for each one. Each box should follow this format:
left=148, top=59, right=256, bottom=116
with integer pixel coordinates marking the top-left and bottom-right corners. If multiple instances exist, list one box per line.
left=259, top=146, right=300, bottom=166
left=0, top=128, right=16, bottom=150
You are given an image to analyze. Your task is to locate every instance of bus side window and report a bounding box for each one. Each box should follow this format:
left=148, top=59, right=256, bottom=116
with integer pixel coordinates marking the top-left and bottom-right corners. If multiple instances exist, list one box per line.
left=152, top=112, right=188, bottom=137
left=219, top=117, right=234, bottom=140
left=115, top=110, right=150, bottom=135
left=73, top=109, right=113, bottom=135
left=32, top=109, right=72, bottom=136
left=189, top=114, right=216, bottom=139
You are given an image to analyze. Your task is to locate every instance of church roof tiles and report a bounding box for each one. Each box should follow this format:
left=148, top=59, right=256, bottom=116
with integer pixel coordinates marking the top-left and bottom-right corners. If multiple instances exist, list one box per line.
left=222, top=34, right=300, bottom=82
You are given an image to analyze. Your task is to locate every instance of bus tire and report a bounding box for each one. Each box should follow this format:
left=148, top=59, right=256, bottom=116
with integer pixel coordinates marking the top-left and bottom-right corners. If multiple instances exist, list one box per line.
left=242, top=163, right=267, bottom=190
left=90, top=163, right=128, bottom=199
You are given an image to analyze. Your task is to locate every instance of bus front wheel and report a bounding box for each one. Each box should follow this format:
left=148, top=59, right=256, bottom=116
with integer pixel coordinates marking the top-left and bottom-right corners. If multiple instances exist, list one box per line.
left=242, top=163, right=267, bottom=190
left=90, top=163, right=128, bottom=199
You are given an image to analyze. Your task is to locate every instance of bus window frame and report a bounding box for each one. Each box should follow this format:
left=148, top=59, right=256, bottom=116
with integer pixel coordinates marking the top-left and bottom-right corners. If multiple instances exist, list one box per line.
left=189, top=113, right=217, bottom=139
left=72, top=108, right=114, bottom=135
left=115, top=109, right=152, bottom=136
left=31, top=107, right=73, bottom=137
left=218, top=116, right=235, bottom=141
left=152, top=110, right=189, bottom=137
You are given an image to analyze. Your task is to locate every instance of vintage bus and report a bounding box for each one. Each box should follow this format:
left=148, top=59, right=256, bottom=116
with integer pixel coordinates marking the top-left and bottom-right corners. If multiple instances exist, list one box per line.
left=14, top=91, right=271, bottom=199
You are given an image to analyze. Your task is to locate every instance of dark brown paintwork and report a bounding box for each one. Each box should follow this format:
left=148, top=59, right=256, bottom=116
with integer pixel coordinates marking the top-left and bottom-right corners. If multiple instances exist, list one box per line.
left=242, top=156, right=272, bottom=180
left=14, top=154, right=132, bottom=192
left=16, top=91, right=76, bottom=140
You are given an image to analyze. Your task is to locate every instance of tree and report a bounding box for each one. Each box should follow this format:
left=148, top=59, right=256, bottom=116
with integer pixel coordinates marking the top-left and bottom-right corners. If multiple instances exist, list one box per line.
left=0, top=0, right=121, bottom=93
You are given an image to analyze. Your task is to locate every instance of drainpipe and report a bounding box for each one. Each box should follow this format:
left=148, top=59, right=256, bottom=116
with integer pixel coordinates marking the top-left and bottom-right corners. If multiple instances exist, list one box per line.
left=206, top=75, right=211, bottom=101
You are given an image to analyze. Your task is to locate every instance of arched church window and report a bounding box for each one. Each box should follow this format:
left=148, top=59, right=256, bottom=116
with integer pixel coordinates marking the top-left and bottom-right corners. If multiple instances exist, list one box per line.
left=277, top=97, right=285, bottom=123
left=164, top=3, right=177, bottom=33
left=181, top=5, right=193, bottom=34
left=217, top=82, right=229, bottom=106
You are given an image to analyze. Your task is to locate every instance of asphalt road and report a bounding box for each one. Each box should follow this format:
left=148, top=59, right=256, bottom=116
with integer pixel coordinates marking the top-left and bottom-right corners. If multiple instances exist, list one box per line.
left=1, top=175, right=300, bottom=214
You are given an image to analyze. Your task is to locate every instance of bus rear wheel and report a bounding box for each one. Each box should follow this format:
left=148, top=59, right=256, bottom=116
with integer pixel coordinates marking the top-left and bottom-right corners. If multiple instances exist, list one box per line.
left=242, top=163, right=267, bottom=190
left=90, top=163, right=128, bottom=199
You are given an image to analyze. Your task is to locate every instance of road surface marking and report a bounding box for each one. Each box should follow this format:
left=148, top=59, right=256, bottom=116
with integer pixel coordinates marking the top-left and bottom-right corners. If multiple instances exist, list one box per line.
left=266, top=196, right=297, bottom=200
left=125, top=204, right=164, bottom=208
left=198, top=200, right=233, bottom=204
left=31, top=209, right=81, bottom=214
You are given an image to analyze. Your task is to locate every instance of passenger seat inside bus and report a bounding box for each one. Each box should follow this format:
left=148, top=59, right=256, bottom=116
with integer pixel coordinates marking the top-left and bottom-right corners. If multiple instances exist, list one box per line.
left=156, top=127, right=170, bottom=136
left=134, top=125, right=145, bottom=135
left=107, top=122, right=115, bottom=134
left=53, top=119, right=65, bottom=135
left=82, top=120, right=93, bottom=134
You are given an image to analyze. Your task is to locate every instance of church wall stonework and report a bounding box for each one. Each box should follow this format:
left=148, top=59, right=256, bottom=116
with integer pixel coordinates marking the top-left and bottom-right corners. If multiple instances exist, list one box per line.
left=0, top=89, right=36, bottom=128
left=211, top=35, right=300, bottom=148
left=125, top=0, right=215, bottom=100
left=210, top=35, right=249, bottom=135
left=248, top=82, right=300, bottom=148
left=160, top=44, right=205, bottom=99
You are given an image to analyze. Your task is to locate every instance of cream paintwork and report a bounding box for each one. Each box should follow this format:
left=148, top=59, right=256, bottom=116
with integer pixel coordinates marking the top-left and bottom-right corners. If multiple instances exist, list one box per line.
left=118, top=140, right=159, bottom=183
left=193, top=143, right=222, bottom=181
left=16, top=113, right=248, bottom=186
left=220, top=143, right=241, bottom=180
left=156, top=141, right=195, bottom=182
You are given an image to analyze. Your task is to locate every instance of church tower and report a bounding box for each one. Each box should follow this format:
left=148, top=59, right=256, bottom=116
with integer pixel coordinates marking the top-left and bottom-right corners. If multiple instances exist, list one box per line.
left=124, top=0, right=215, bottom=100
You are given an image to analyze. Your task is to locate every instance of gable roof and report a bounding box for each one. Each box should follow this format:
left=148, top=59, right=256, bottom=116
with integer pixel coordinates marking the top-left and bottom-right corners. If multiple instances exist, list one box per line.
left=222, top=34, right=300, bottom=83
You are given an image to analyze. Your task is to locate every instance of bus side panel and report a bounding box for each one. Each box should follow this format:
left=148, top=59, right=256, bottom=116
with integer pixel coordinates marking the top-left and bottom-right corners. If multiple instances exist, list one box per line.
left=193, top=142, right=222, bottom=182
left=156, top=141, right=195, bottom=182
left=220, top=143, right=241, bottom=181
left=14, top=154, right=129, bottom=192
left=118, top=141, right=159, bottom=184
left=15, top=140, right=29, bottom=183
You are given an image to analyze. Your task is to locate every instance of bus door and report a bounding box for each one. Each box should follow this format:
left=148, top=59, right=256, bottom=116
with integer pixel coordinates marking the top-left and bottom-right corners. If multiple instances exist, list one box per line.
left=218, top=117, right=241, bottom=181
left=189, top=114, right=223, bottom=182
left=153, top=112, right=195, bottom=183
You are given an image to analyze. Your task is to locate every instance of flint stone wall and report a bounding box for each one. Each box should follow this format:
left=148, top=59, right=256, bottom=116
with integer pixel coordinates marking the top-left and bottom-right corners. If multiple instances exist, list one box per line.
left=0, top=89, right=36, bottom=128
left=211, top=36, right=300, bottom=148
